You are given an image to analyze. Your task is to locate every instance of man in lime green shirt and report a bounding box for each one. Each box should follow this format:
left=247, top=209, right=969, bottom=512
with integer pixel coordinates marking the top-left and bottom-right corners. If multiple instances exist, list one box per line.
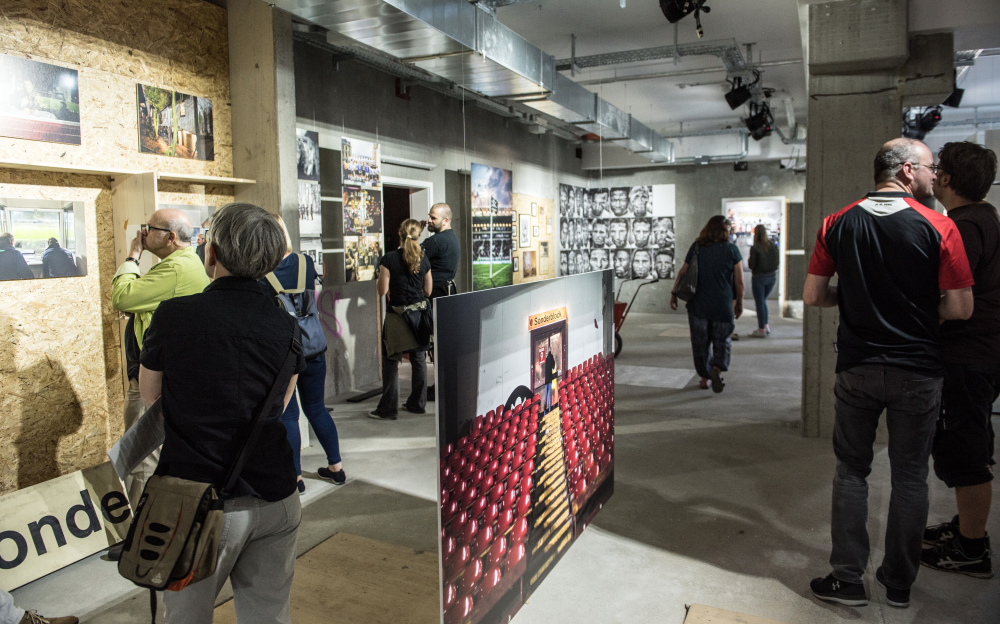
left=111, top=208, right=209, bottom=537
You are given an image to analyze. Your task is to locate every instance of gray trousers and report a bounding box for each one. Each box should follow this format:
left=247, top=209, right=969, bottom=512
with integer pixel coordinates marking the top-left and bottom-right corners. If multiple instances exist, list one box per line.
left=124, top=377, right=160, bottom=506
left=0, top=588, right=24, bottom=624
left=164, top=493, right=302, bottom=624
left=829, top=364, right=942, bottom=589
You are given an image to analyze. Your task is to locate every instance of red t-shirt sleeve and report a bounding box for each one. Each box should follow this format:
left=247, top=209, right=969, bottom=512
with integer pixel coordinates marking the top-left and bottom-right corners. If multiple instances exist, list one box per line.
left=808, top=215, right=836, bottom=277
left=937, top=218, right=975, bottom=290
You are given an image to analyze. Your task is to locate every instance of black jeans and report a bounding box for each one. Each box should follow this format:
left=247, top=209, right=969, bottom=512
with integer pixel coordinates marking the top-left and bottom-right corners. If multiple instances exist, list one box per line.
left=376, top=345, right=427, bottom=415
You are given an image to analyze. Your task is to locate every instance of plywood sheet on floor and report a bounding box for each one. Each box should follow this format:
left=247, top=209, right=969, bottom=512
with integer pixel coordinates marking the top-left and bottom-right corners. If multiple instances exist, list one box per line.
left=685, top=604, right=790, bottom=624
left=214, top=532, right=438, bottom=624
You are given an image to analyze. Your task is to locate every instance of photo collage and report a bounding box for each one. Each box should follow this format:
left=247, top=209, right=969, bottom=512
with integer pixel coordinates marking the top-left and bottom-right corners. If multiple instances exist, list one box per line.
left=558, top=184, right=676, bottom=281
left=342, top=137, right=383, bottom=282
left=296, top=129, right=323, bottom=275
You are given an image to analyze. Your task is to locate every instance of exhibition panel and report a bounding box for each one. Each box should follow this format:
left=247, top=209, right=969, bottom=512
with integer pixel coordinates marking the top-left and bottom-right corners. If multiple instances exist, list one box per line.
left=435, top=271, right=615, bottom=624
left=471, top=163, right=514, bottom=291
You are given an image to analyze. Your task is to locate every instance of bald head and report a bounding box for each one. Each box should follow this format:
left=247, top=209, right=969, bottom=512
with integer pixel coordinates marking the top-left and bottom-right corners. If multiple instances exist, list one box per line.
left=150, top=208, right=195, bottom=244
left=428, top=203, right=452, bottom=233
left=874, top=138, right=929, bottom=184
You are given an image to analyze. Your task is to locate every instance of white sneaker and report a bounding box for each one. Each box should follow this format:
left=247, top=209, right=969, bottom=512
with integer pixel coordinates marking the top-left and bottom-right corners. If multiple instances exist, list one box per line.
left=749, top=329, right=768, bottom=338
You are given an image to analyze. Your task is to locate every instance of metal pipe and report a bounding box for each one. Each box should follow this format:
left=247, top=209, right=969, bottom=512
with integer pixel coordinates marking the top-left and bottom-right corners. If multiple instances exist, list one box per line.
left=574, top=59, right=800, bottom=87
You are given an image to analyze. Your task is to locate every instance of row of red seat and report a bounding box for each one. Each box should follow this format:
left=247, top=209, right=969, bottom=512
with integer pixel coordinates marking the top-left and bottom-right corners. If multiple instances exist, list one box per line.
left=558, top=355, right=614, bottom=505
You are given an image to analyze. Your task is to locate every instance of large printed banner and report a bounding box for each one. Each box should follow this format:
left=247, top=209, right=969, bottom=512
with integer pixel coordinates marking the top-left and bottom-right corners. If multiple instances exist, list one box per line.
left=435, top=271, right=615, bottom=624
left=471, top=164, right=514, bottom=291
left=342, top=137, right=383, bottom=281
left=558, top=184, right=676, bottom=280
left=0, top=462, right=129, bottom=591
left=296, top=129, right=323, bottom=274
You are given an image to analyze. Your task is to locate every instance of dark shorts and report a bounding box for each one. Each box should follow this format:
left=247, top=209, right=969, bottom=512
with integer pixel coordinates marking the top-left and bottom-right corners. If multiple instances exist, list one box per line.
left=931, top=361, right=1000, bottom=488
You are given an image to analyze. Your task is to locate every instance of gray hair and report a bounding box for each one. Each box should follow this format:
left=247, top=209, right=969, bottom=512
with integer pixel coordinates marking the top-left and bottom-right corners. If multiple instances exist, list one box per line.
left=163, top=215, right=194, bottom=244
left=209, top=203, right=286, bottom=279
left=0, top=232, right=13, bottom=245
left=873, top=139, right=924, bottom=184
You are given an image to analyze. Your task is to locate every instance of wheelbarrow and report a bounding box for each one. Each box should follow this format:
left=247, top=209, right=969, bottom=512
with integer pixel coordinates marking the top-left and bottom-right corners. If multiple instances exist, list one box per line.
left=613, top=278, right=659, bottom=357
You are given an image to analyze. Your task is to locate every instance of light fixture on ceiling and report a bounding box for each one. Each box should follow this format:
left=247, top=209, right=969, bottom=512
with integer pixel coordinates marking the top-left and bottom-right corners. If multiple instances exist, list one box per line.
left=659, top=0, right=711, bottom=38
left=725, top=71, right=759, bottom=109
left=744, top=102, right=773, bottom=141
left=902, top=106, right=943, bottom=140
left=942, top=88, right=964, bottom=108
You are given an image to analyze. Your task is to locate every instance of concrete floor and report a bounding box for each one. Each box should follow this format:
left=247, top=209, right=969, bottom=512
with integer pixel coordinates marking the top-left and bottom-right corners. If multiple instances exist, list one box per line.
left=11, top=304, right=1000, bottom=623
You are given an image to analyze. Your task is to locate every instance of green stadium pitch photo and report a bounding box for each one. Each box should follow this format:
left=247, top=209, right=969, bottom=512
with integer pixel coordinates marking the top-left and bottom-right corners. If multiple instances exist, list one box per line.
left=473, top=262, right=513, bottom=290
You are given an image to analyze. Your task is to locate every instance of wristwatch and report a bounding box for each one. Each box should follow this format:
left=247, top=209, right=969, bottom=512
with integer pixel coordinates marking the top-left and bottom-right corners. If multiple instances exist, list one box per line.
left=126, top=256, right=140, bottom=265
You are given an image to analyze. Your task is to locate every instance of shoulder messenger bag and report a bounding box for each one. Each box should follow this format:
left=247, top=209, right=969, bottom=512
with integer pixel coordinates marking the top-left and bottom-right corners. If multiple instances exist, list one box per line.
left=674, top=244, right=699, bottom=302
left=118, top=327, right=301, bottom=623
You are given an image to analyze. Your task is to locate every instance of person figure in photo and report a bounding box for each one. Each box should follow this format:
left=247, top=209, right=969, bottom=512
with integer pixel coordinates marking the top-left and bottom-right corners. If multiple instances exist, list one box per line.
left=632, top=218, right=652, bottom=248
left=653, top=217, right=675, bottom=250
left=559, top=251, right=569, bottom=275
left=0, top=587, right=77, bottom=624
left=590, top=248, right=610, bottom=271
left=371, top=219, right=433, bottom=420
left=576, top=219, right=590, bottom=249
left=567, top=251, right=579, bottom=275
left=110, top=209, right=210, bottom=550
left=560, top=219, right=571, bottom=248
left=573, top=187, right=586, bottom=218
left=591, top=188, right=609, bottom=217
left=0, top=233, right=33, bottom=280
left=613, top=248, right=631, bottom=279
left=139, top=203, right=304, bottom=624
left=632, top=248, right=653, bottom=279
left=41, top=237, right=78, bottom=278
left=629, top=186, right=651, bottom=218
left=259, top=218, right=346, bottom=493
left=748, top=224, right=780, bottom=337
left=921, top=141, right=1000, bottom=579
left=609, top=187, right=630, bottom=217
left=543, top=347, right=559, bottom=412
left=804, top=138, right=974, bottom=609
left=671, top=216, right=743, bottom=393
left=609, top=218, right=629, bottom=249
left=590, top=220, right=610, bottom=248
left=654, top=250, right=674, bottom=280
left=559, top=185, right=570, bottom=213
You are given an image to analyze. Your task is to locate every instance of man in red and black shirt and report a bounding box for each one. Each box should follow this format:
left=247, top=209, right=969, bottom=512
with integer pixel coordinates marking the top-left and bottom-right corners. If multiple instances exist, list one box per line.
left=805, top=138, right=974, bottom=608
left=922, top=141, right=999, bottom=579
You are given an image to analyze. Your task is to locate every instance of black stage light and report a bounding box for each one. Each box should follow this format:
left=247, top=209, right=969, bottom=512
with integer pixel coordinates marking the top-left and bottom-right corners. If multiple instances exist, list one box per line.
left=744, top=102, right=773, bottom=141
left=902, top=105, right=943, bottom=140
left=725, top=81, right=751, bottom=110
left=660, top=0, right=710, bottom=37
left=943, top=88, right=964, bottom=108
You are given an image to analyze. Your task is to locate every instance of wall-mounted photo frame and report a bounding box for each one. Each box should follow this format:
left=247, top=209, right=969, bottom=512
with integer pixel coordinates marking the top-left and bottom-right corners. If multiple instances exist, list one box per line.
left=137, top=84, right=214, bottom=160
left=547, top=216, right=553, bottom=234
left=533, top=225, right=540, bottom=238
left=0, top=54, right=81, bottom=145
left=519, top=213, right=531, bottom=248
left=0, top=198, right=87, bottom=280
left=513, top=256, right=519, bottom=272
left=531, top=202, right=537, bottom=217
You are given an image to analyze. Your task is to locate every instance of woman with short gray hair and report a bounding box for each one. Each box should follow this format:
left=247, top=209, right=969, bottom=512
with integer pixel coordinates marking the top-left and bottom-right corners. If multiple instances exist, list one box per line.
left=139, top=202, right=306, bottom=624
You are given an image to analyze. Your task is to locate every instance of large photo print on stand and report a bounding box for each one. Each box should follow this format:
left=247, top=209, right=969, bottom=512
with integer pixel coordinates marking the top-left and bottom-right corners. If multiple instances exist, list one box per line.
left=471, top=163, right=513, bottom=291
left=435, top=271, right=615, bottom=624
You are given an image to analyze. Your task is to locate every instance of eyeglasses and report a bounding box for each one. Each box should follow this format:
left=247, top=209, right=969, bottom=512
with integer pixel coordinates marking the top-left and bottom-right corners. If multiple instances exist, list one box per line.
left=910, top=163, right=941, bottom=174
left=140, top=224, right=172, bottom=234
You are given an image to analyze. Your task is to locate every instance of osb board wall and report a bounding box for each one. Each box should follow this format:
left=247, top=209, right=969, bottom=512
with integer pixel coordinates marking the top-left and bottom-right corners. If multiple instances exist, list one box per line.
left=513, top=193, right=556, bottom=285
left=0, top=0, right=232, bottom=178
left=0, top=0, right=235, bottom=494
left=0, top=171, right=121, bottom=495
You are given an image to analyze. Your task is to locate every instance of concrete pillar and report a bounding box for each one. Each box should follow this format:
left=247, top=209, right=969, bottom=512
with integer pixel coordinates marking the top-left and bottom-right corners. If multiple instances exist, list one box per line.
left=228, top=0, right=300, bottom=243
left=801, top=0, right=953, bottom=437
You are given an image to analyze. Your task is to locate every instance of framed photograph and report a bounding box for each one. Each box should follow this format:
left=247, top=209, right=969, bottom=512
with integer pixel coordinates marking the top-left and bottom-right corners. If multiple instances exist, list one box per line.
left=533, top=225, right=540, bottom=237
left=547, top=217, right=553, bottom=234
left=531, top=202, right=538, bottom=217
left=513, top=256, right=520, bottom=272
left=138, top=84, right=214, bottom=160
left=519, top=213, right=531, bottom=248
left=512, top=237, right=518, bottom=251
left=0, top=54, right=81, bottom=145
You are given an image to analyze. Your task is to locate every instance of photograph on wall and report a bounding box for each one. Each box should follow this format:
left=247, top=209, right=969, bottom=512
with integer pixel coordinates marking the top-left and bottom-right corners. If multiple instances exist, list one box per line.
left=0, top=54, right=80, bottom=145
left=518, top=213, right=531, bottom=248
left=435, top=271, right=615, bottom=624
left=298, top=180, right=322, bottom=237
left=341, top=137, right=381, bottom=190
left=137, top=84, right=214, bottom=160
left=344, top=234, right=381, bottom=282
left=471, top=163, right=514, bottom=291
left=522, top=251, right=537, bottom=278
left=297, top=129, right=320, bottom=181
left=0, top=198, right=87, bottom=280
left=343, top=187, right=383, bottom=236
left=557, top=184, right=675, bottom=279
left=300, top=237, right=324, bottom=277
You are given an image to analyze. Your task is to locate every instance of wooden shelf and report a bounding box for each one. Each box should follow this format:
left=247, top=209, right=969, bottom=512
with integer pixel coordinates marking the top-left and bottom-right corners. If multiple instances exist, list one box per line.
left=0, top=158, right=255, bottom=186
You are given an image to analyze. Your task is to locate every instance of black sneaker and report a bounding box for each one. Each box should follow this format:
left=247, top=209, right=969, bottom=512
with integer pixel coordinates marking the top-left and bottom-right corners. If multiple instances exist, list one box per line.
left=369, top=410, right=397, bottom=421
left=317, top=466, right=347, bottom=485
left=810, top=573, right=867, bottom=606
left=921, top=534, right=994, bottom=579
left=923, top=515, right=959, bottom=549
left=875, top=566, right=910, bottom=608
left=710, top=367, right=725, bottom=394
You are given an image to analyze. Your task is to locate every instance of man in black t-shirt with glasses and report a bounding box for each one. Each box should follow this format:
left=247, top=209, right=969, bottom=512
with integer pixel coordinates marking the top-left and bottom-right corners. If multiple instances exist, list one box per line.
left=922, top=141, right=1000, bottom=580
left=422, top=203, right=460, bottom=402
left=805, top=138, right=975, bottom=609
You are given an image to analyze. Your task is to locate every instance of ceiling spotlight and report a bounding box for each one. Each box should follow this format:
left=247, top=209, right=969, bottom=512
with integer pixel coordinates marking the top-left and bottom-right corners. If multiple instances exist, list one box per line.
left=725, top=72, right=759, bottom=110
left=744, top=102, right=773, bottom=141
left=902, top=106, right=943, bottom=140
left=659, top=0, right=711, bottom=37
left=943, top=88, right=964, bottom=108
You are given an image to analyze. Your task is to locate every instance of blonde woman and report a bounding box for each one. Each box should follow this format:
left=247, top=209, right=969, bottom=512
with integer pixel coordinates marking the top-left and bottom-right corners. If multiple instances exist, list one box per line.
left=748, top=224, right=780, bottom=337
left=370, top=219, right=433, bottom=420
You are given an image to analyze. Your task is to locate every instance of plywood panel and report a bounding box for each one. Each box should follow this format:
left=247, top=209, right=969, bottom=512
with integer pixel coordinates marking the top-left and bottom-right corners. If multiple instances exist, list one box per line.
left=214, top=533, right=439, bottom=624
left=684, top=604, right=790, bottom=624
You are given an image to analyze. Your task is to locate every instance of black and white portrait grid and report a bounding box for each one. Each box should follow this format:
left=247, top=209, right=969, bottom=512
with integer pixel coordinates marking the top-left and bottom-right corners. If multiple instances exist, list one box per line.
left=558, top=184, right=676, bottom=280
